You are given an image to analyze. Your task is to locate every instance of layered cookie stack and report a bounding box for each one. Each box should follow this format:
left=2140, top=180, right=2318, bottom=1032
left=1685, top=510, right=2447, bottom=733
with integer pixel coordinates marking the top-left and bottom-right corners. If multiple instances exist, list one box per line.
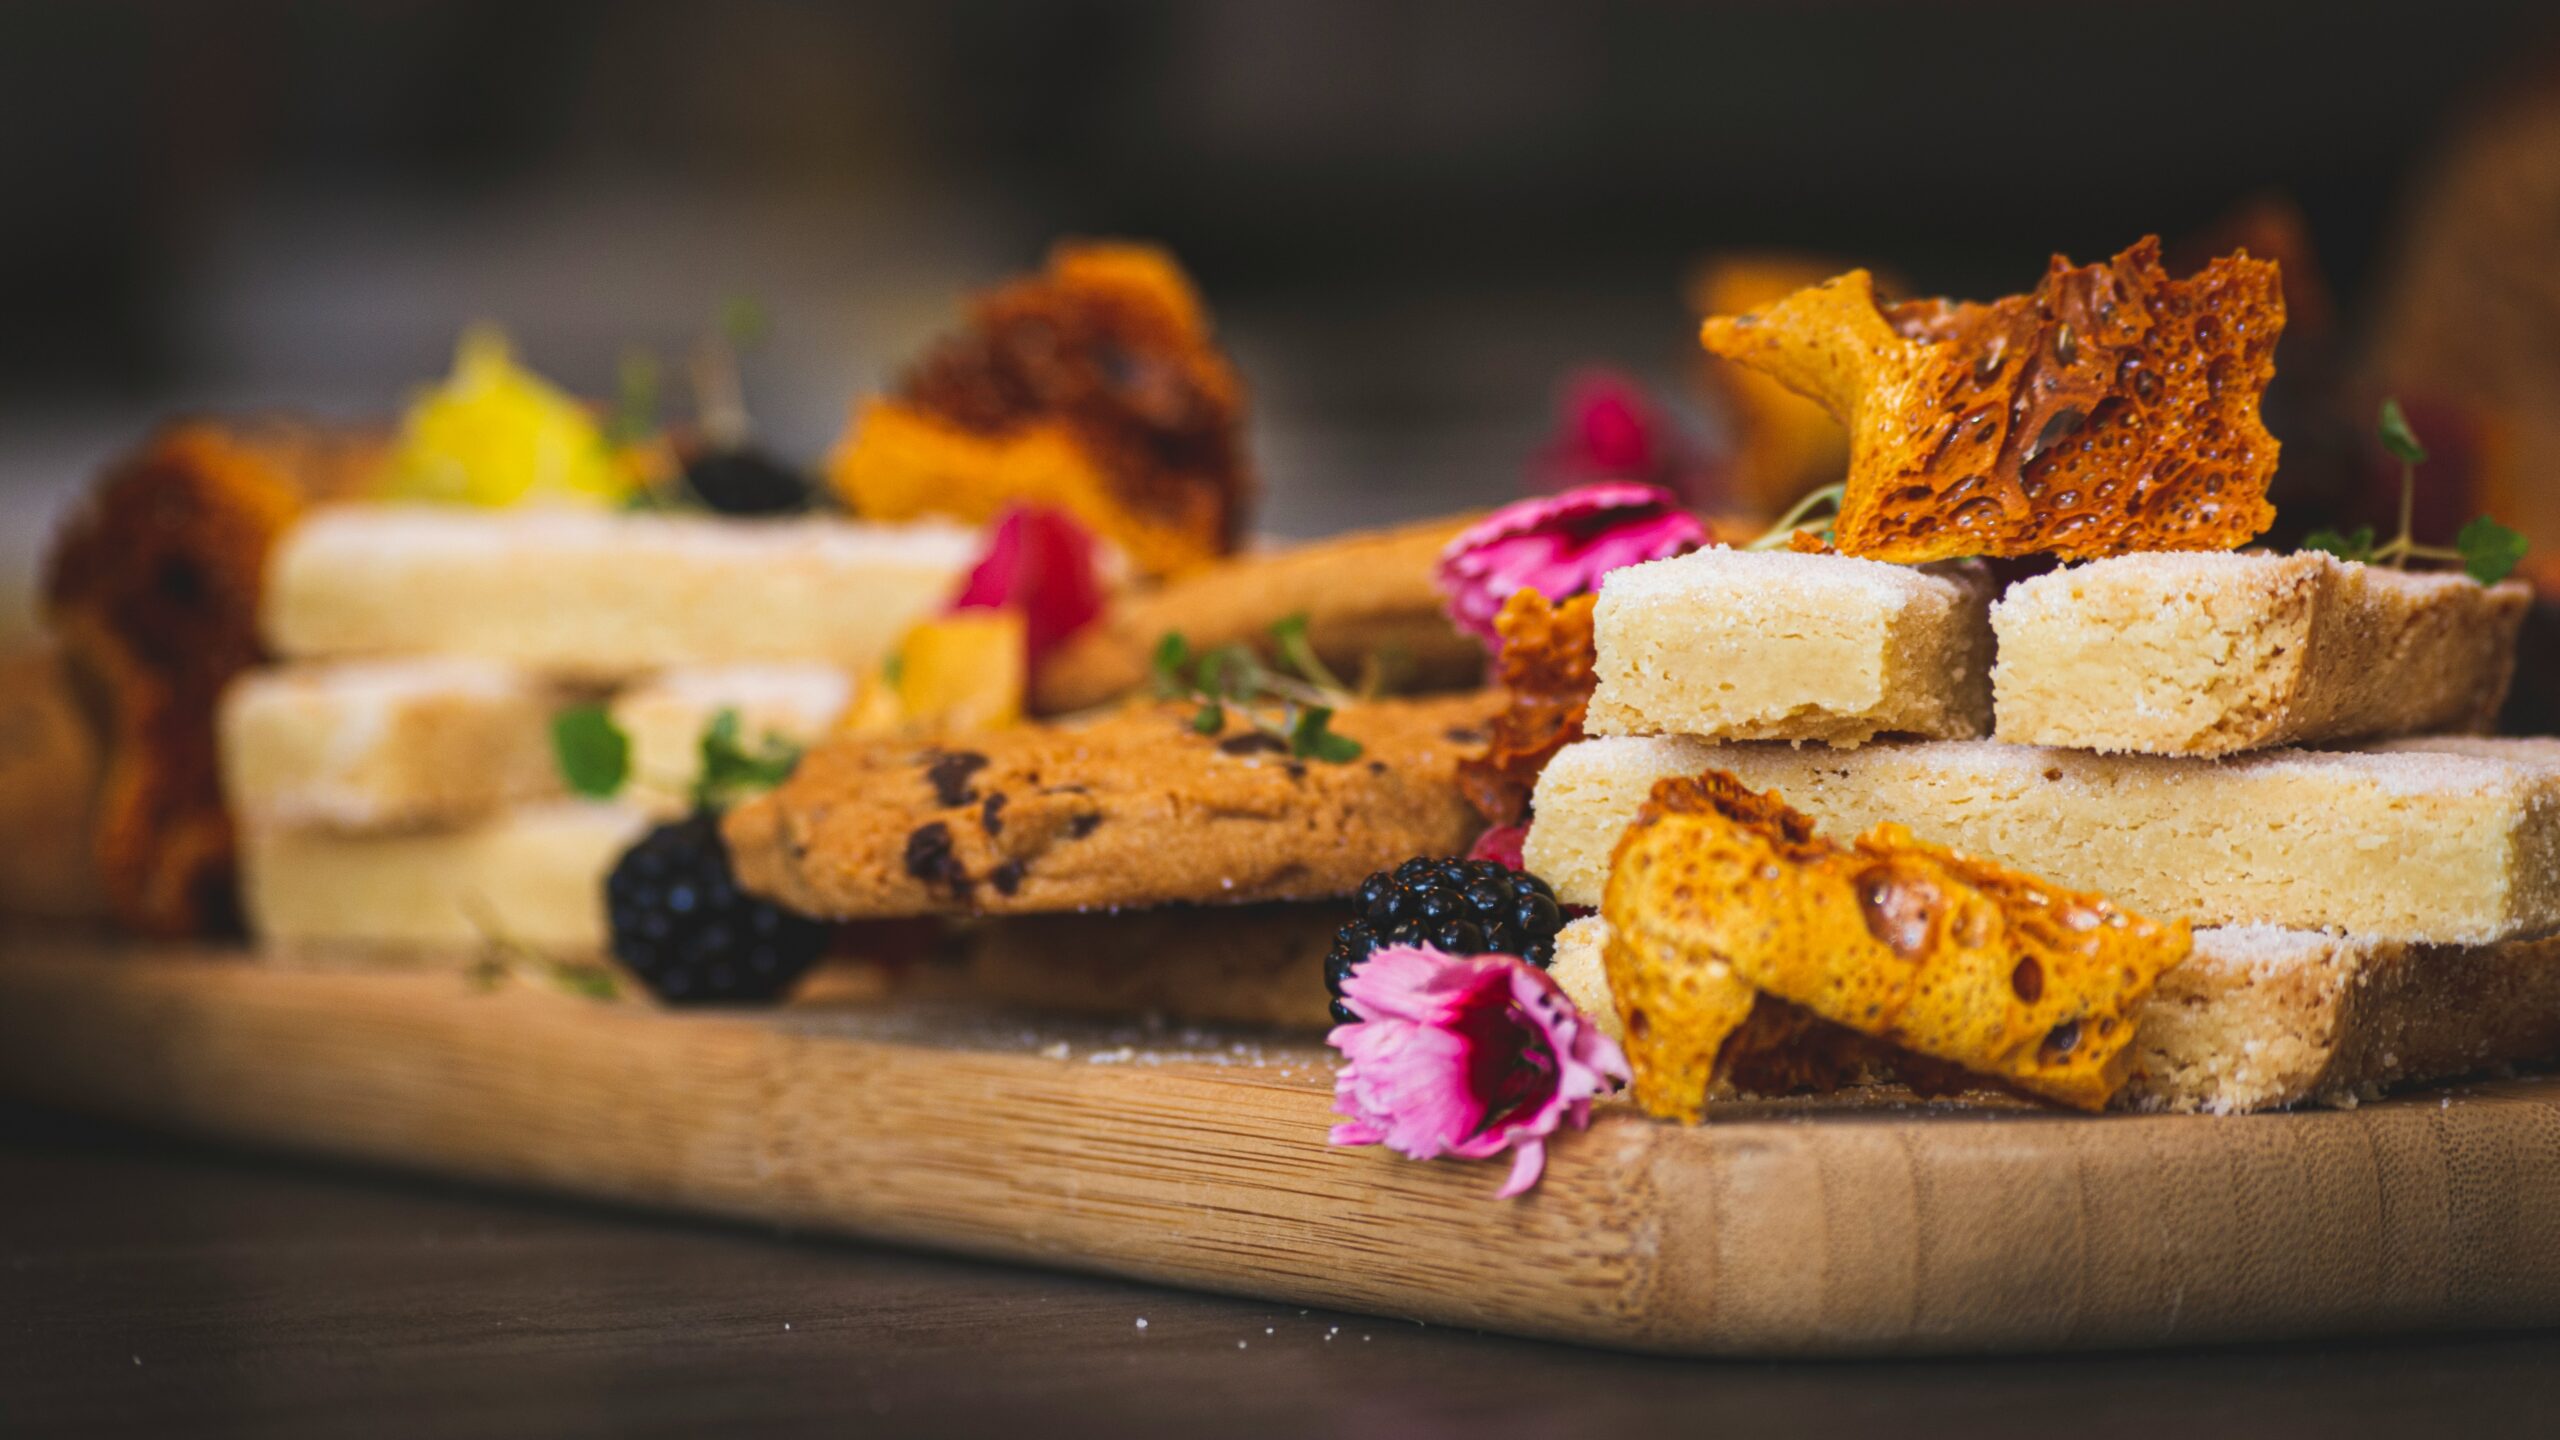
left=223, top=505, right=977, bottom=954
left=1524, top=545, right=2550, bottom=1113
left=721, top=692, right=1500, bottom=1005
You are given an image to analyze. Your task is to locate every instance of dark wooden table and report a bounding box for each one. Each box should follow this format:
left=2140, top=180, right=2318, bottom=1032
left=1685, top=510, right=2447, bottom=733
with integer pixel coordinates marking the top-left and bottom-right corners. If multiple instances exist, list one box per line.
left=6, top=1102, right=2559, bottom=1439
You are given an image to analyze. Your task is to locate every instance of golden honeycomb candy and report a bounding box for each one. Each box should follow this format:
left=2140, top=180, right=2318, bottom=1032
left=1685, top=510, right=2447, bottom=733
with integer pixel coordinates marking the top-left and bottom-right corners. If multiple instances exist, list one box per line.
left=1600, top=771, right=2190, bottom=1119
left=1700, top=237, right=2282, bottom=563
left=829, top=242, right=1251, bottom=578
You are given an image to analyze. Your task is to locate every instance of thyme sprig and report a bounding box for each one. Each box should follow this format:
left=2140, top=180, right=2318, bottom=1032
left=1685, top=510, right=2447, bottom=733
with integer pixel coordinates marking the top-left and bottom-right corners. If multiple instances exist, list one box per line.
left=1151, top=613, right=1365, bottom=763
left=2303, top=399, right=2526, bottom=584
left=1743, top=482, right=1845, bottom=551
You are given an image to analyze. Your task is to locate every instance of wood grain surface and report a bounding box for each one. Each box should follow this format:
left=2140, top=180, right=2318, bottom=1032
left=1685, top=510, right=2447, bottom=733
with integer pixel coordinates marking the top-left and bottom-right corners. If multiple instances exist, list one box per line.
left=4, top=929, right=2559, bottom=1358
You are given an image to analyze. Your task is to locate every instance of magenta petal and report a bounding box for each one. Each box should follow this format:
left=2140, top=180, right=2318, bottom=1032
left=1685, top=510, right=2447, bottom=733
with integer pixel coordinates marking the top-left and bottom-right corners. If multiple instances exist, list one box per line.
left=1530, top=369, right=1721, bottom=507
left=1466, top=823, right=1529, bottom=872
left=947, top=504, right=1108, bottom=664
left=1435, top=482, right=1708, bottom=647
left=1325, top=944, right=1628, bottom=1198
left=1495, top=1140, right=1546, bottom=1199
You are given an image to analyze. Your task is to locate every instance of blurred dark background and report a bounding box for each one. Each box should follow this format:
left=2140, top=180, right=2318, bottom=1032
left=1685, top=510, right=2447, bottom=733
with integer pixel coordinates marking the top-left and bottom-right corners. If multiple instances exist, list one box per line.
left=6, top=0, right=2559, bottom=628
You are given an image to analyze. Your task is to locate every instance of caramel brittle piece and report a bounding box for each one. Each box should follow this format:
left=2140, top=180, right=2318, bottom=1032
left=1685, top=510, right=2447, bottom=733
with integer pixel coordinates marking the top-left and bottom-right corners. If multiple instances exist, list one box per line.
left=829, top=241, right=1252, bottom=577
left=1601, top=771, right=2189, bottom=1120
left=1457, top=589, right=1596, bottom=826
left=1701, top=237, right=2282, bottom=563
left=43, top=419, right=384, bottom=934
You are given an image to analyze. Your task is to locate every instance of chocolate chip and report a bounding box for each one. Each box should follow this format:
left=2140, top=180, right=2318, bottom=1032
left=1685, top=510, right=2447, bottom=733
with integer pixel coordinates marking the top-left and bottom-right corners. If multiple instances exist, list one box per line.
left=1066, top=812, right=1103, bottom=839
left=923, top=751, right=989, bottom=808
left=990, top=859, right=1024, bottom=896
left=1367, top=760, right=1387, bottom=775
left=980, top=792, right=1007, bottom=836
left=1284, top=761, right=1307, bottom=783
left=902, top=821, right=970, bottom=897
left=1444, top=727, right=1487, bottom=745
left=1218, top=732, right=1289, bottom=757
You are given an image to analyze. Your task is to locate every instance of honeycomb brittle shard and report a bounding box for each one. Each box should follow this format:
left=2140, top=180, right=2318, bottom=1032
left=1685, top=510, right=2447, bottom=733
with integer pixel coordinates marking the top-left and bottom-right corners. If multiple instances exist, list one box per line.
left=1701, top=237, right=2283, bottom=563
left=830, top=241, right=1252, bottom=578
left=1457, top=588, right=1598, bottom=827
left=1600, top=770, right=2190, bottom=1118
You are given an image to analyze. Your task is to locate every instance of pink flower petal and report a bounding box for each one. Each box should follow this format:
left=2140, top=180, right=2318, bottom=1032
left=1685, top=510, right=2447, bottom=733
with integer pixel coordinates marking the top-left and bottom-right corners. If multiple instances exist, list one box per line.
left=1495, top=1140, right=1546, bottom=1200
left=1326, top=944, right=1630, bottom=1198
left=948, top=505, right=1107, bottom=665
left=1435, top=482, right=1709, bottom=647
left=1466, top=823, right=1529, bottom=872
left=1531, top=369, right=1724, bottom=508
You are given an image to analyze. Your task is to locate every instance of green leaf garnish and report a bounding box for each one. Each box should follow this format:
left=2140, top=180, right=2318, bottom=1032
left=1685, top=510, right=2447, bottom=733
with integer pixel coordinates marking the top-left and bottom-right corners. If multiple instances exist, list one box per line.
left=2301, top=398, right=2527, bottom=584
left=1287, top=705, right=1363, bottom=763
left=2301, top=526, right=2376, bottom=564
left=693, top=707, right=803, bottom=811
left=1150, top=631, right=1193, bottom=696
left=2378, top=398, right=2428, bottom=466
left=551, top=705, right=630, bottom=798
left=1198, top=644, right=1264, bottom=700
left=1143, top=624, right=1368, bottom=764
left=1269, top=611, right=1350, bottom=693
left=2457, top=515, right=2528, bottom=585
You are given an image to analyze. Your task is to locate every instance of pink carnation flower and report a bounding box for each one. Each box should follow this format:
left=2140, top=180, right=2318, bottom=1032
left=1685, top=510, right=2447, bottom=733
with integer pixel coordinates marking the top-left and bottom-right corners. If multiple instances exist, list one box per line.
left=1533, top=368, right=1719, bottom=506
left=1435, top=481, right=1709, bottom=648
left=948, top=504, right=1107, bottom=665
left=1328, top=944, right=1629, bottom=1198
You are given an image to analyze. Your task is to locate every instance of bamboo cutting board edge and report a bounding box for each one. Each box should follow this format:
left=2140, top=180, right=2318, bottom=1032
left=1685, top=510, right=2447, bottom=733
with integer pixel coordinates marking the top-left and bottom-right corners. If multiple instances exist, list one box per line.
left=5, top=932, right=2560, bottom=1358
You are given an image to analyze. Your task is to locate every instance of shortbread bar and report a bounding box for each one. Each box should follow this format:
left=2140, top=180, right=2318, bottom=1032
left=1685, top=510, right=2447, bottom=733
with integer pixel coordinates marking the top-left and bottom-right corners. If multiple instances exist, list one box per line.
left=265, top=506, right=979, bottom=680
left=1585, top=548, right=1993, bottom=746
left=240, top=801, right=652, bottom=953
left=219, top=659, right=563, bottom=831
left=1545, top=916, right=2560, bottom=1114
left=1523, top=736, right=2560, bottom=943
left=1991, top=551, right=2526, bottom=756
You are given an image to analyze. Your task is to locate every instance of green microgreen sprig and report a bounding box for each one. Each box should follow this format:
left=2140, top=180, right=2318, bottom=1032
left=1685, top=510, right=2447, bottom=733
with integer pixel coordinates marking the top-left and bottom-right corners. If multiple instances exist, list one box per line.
left=1150, top=613, right=1366, bottom=763
left=551, top=704, right=630, bottom=798
left=693, top=708, right=804, bottom=812
left=550, top=704, right=804, bottom=811
left=1743, top=481, right=1845, bottom=551
left=2303, top=399, right=2526, bottom=584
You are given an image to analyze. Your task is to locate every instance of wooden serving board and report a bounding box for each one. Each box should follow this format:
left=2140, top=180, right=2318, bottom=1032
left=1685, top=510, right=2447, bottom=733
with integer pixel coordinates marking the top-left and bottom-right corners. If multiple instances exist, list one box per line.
left=5, top=929, right=2560, bottom=1358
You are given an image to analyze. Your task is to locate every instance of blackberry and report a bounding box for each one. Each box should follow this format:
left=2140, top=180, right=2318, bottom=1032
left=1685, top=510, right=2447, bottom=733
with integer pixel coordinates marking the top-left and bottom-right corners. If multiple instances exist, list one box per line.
left=683, top=446, right=812, bottom=516
left=1323, top=857, right=1565, bottom=1024
left=606, top=812, right=826, bottom=1004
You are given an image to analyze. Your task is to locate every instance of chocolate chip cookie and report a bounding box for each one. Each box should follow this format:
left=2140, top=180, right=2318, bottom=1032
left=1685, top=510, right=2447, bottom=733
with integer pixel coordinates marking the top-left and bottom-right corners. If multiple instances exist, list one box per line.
left=723, top=693, right=1499, bottom=918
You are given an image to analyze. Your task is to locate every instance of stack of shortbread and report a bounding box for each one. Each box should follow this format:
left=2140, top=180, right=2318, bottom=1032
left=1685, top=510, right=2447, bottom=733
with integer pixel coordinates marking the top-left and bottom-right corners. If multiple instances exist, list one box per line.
left=1525, top=545, right=2553, bottom=1113
left=222, top=505, right=978, bottom=955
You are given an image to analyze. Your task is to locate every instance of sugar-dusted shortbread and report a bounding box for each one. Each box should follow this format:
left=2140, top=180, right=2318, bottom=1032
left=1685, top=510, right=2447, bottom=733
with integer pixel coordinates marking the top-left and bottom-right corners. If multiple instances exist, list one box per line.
left=265, top=506, right=979, bottom=681
left=240, top=801, right=652, bottom=954
left=1991, top=551, right=2526, bottom=757
left=1523, top=735, right=2560, bottom=944
left=219, top=658, right=562, bottom=831
left=1585, top=547, right=1993, bottom=747
left=1545, top=916, right=2560, bottom=1115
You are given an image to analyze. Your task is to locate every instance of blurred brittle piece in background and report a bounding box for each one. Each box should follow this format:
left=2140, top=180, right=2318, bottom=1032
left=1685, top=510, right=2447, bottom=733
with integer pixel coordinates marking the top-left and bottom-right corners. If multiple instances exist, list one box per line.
left=829, top=242, right=1253, bottom=580
left=40, top=419, right=386, bottom=936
